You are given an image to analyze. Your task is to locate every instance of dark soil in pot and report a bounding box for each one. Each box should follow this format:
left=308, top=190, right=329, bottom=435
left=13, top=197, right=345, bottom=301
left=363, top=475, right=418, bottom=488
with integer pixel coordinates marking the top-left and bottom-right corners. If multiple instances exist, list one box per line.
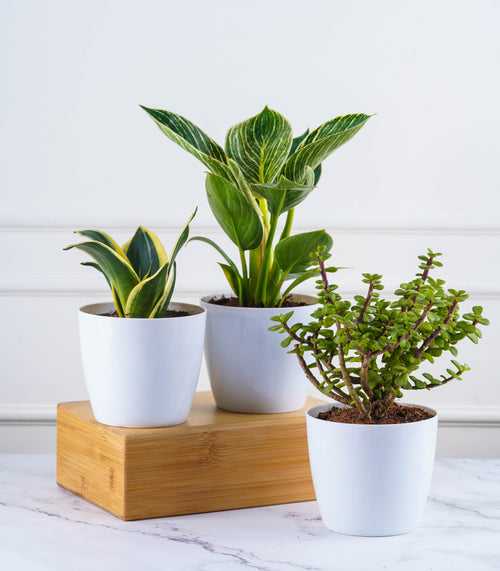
left=207, top=295, right=309, bottom=308
left=99, top=310, right=190, bottom=318
left=318, top=403, right=435, bottom=425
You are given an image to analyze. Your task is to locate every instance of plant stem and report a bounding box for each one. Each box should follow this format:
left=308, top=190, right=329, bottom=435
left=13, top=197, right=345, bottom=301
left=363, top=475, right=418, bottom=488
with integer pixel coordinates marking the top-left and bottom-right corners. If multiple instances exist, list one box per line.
left=279, top=208, right=295, bottom=241
left=415, top=300, right=458, bottom=358
left=256, top=212, right=279, bottom=304
left=375, top=300, right=433, bottom=356
left=239, top=249, right=248, bottom=281
left=357, top=283, right=374, bottom=323
left=337, top=342, right=367, bottom=415
left=239, top=249, right=249, bottom=305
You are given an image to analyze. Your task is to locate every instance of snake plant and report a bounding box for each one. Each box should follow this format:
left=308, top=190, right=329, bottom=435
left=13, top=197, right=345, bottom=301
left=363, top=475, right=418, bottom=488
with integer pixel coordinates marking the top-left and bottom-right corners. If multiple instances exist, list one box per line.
left=64, top=210, right=196, bottom=318
left=142, top=105, right=371, bottom=307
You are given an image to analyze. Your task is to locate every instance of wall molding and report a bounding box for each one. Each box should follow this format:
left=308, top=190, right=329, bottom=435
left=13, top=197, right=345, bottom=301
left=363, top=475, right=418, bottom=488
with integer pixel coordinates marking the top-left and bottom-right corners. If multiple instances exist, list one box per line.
left=1, top=288, right=500, bottom=300
left=1, top=403, right=499, bottom=427
left=2, top=223, right=500, bottom=236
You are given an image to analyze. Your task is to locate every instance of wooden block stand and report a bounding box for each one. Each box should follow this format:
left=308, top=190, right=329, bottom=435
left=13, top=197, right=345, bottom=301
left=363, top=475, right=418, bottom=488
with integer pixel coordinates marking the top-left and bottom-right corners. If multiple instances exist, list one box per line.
left=57, top=392, right=318, bottom=520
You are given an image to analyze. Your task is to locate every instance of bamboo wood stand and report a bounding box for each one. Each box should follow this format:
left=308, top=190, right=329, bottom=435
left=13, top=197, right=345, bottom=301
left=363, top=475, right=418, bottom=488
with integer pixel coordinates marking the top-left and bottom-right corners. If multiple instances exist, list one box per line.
left=56, top=392, right=318, bottom=520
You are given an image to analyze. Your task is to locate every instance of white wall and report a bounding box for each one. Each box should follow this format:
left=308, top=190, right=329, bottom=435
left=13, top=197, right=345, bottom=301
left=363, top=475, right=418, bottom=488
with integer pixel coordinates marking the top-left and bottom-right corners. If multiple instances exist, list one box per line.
left=2, top=0, right=499, bottom=455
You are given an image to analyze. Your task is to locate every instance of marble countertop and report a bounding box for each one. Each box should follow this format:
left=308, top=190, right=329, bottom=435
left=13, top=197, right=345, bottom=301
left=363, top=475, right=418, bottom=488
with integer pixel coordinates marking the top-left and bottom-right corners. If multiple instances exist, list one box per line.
left=0, top=455, right=499, bottom=571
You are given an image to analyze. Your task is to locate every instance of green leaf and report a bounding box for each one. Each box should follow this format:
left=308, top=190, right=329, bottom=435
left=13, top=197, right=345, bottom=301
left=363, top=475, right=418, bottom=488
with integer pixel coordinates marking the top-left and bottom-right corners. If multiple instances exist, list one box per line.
left=275, top=230, right=333, bottom=276
left=206, top=173, right=263, bottom=250
left=75, top=230, right=126, bottom=258
left=125, top=262, right=169, bottom=318
left=169, top=208, right=197, bottom=267
left=141, top=106, right=232, bottom=179
left=280, top=336, right=293, bottom=348
left=218, top=263, right=241, bottom=297
left=64, top=241, right=139, bottom=308
left=126, top=226, right=167, bottom=279
left=150, top=262, right=177, bottom=318
left=81, top=262, right=124, bottom=317
left=251, top=167, right=315, bottom=215
left=289, top=130, right=310, bottom=155
left=283, top=114, right=371, bottom=182
left=225, top=106, right=292, bottom=183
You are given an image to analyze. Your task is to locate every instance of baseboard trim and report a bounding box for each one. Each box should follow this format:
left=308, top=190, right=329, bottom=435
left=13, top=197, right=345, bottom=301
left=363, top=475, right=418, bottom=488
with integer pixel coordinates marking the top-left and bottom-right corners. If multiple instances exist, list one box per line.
left=1, top=404, right=500, bottom=427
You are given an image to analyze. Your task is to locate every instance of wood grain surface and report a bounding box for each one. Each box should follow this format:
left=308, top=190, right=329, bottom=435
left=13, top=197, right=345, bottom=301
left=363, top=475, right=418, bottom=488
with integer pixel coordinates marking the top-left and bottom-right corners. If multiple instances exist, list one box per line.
left=56, top=392, right=319, bottom=520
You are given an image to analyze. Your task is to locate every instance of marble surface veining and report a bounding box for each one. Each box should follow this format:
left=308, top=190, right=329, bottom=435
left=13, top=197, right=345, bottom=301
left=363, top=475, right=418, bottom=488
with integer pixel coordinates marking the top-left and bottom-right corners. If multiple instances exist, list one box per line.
left=0, top=455, right=499, bottom=570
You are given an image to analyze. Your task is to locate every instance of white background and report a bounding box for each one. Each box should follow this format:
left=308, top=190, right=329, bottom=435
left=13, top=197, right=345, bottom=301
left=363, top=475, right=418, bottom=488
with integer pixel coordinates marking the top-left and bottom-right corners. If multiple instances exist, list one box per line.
left=1, top=0, right=499, bottom=454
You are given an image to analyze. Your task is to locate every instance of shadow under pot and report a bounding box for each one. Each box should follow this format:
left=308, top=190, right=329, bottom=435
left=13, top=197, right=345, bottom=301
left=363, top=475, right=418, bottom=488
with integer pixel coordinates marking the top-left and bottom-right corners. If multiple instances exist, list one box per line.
left=201, top=294, right=318, bottom=414
left=78, top=301, right=206, bottom=427
left=306, top=402, right=438, bottom=536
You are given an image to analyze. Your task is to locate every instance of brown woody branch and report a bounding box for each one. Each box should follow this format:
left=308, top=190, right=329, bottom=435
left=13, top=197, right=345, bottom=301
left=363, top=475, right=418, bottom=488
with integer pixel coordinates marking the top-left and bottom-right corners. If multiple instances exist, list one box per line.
left=415, top=300, right=458, bottom=358
left=357, top=283, right=374, bottom=323
left=375, top=300, right=433, bottom=356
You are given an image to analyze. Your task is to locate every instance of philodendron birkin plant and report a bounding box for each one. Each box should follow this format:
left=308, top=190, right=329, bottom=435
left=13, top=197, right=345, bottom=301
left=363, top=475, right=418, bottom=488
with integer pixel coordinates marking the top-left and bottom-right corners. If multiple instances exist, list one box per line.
left=141, top=105, right=370, bottom=307
left=64, top=210, right=206, bottom=428
left=272, top=248, right=489, bottom=536
left=142, top=104, right=370, bottom=413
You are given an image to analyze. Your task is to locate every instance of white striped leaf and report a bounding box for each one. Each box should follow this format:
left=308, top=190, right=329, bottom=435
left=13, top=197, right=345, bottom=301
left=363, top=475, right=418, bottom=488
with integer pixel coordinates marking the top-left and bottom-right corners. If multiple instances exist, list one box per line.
left=141, top=106, right=232, bottom=179
left=283, top=114, right=371, bottom=182
left=289, top=130, right=322, bottom=185
left=225, top=107, right=292, bottom=183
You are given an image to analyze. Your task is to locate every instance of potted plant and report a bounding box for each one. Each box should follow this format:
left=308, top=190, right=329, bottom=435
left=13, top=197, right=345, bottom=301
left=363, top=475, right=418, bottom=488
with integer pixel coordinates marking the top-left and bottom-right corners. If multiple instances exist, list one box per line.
left=272, top=248, right=489, bottom=535
left=64, top=210, right=206, bottom=427
left=142, top=104, right=370, bottom=412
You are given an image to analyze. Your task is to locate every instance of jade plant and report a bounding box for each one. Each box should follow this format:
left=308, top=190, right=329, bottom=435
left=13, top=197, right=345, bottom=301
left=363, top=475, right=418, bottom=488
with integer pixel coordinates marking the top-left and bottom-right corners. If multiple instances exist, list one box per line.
left=141, top=105, right=370, bottom=307
left=64, top=210, right=196, bottom=318
left=271, top=248, right=489, bottom=421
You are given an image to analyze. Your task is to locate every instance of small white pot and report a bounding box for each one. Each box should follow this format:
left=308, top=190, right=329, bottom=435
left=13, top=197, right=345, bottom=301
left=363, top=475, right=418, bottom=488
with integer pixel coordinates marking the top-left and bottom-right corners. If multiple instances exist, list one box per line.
left=201, top=294, right=318, bottom=413
left=78, top=301, right=206, bottom=427
left=306, top=403, right=438, bottom=536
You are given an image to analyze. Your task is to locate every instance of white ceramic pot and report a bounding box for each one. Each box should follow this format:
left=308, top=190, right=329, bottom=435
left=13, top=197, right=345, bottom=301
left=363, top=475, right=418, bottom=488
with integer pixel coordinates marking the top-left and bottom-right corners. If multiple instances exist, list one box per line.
left=306, top=402, right=438, bottom=536
left=78, top=301, right=206, bottom=427
left=201, top=294, right=318, bottom=413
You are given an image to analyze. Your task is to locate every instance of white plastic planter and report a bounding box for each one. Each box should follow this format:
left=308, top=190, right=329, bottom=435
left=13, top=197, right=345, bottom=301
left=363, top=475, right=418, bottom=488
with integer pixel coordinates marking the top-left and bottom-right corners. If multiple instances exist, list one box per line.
left=201, top=294, right=318, bottom=413
left=78, top=301, right=206, bottom=427
left=306, top=402, right=438, bottom=536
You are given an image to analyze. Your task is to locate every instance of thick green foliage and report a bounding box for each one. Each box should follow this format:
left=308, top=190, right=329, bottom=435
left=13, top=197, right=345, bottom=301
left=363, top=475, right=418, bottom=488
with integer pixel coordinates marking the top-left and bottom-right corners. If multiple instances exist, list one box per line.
left=271, top=249, right=489, bottom=420
left=142, top=105, right=370, bottom=306
left=64, top=210, right=196, bottom=318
